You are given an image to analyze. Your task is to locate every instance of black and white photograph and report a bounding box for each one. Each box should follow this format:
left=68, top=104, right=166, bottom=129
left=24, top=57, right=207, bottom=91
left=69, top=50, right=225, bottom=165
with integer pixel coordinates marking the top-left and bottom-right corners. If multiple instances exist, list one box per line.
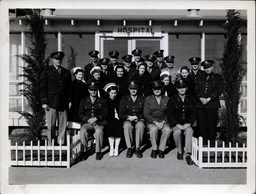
left=1, top=0, right=255, bottom=194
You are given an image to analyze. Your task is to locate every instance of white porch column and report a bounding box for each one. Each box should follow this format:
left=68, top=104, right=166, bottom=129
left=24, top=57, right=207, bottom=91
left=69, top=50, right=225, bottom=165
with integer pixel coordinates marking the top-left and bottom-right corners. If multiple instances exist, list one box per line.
left=58, top=31, right=62, bottom=51
left=201, top=32, right=205, bottom=62
left=161, top=32, right=169, bottom=55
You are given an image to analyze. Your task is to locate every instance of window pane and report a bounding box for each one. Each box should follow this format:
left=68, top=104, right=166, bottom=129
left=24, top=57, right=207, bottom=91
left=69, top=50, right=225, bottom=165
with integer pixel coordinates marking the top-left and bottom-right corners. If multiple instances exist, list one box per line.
left=169, top=34, right=201, bottom=70
left=9, top=98, right=22, bottom=112
left=136, top=39, right=160, bottom=59
left=45, top=34, right=58, bottom=60
left=9, top=82, right=22, bottom=96
left=205, top=34, right=225, bottom=74
left=9, top=34, right=22, bottom=81
left=104, top=38, right=128, bottom=60
left=62, top=34, right=95, bottom=70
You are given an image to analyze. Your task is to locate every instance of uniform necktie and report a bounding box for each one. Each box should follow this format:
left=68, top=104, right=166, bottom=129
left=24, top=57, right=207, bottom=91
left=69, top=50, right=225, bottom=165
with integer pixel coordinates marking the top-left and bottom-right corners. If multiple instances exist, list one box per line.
left=57, top=67, right=61, bottom=74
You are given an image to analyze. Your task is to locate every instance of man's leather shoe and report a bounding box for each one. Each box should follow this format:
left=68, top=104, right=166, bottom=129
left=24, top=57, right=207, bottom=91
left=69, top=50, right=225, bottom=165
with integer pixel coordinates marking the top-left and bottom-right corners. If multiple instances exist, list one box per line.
left=177, top=152, right=183, bottom=160
left=135, top=148, right=143, bottom=158
left=158, top=150, right=165, bottom=158
left=186, top=155, right=193, bottom=165
left=126, top=148, right=133, bottom=158
left=151, top=150, right=157, bottom=159
left=96, top=152, right=103, bottom=160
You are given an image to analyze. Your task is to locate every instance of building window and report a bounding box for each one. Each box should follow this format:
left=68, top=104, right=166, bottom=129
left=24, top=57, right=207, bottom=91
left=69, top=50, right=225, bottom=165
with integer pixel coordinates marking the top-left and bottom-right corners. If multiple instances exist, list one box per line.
left=62, top=34, right=95, bottom=70
left=168, top=34, right=201, bottom=70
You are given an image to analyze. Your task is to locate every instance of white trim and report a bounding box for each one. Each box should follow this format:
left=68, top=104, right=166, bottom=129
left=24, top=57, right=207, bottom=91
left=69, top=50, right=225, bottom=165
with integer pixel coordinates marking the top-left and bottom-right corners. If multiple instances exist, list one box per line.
left=58, top=31, right=62, bottom=51
left=201, top=32, right=205, bottom=62
left=161, top=32, right=169, bottom=56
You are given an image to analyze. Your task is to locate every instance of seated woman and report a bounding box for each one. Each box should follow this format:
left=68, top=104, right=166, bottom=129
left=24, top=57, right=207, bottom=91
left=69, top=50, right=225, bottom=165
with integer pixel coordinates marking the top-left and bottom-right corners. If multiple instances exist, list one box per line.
left=103, top=83, right=123, bottom=157
left=160, top=71, right=176, bottom=97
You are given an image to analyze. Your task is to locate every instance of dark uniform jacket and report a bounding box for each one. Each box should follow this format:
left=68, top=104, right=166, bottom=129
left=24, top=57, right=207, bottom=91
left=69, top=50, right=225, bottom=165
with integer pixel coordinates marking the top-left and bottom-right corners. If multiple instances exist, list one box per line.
left=119, top=95, right=145, bottom=121
left=68, top=79, right=88, bottom=122
left=147, top=66, right=161, bottom=81
left=83, top=62, right=100, bottom=84
left=162, top=84, right=177, bottom=97
left=195, top=72, right=223, bottom=109
left=108, top=75, right=130, bottom=97
left=78, top=96, right=108, bottom=126
left=40, top=65, right=71, bottom=111
left=190, top=69, right=204, bottom=84
left=167, top=94, right=197, bottom=127
left=153, top=61, right=167, bottom=70
left=131, top=72, right=153, bottom=97
left=143, top=95, right=169, bottom=125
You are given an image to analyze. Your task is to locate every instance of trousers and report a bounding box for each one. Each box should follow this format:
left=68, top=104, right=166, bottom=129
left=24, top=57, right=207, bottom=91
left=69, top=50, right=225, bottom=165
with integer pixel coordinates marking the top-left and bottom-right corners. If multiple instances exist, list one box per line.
left=148, top=123, right=171, bottom=151
left=80, top=123, right=104, bottom=153
left=45, top=108, right=67, bottom=145
left=123, top=120, right=145, bottom=149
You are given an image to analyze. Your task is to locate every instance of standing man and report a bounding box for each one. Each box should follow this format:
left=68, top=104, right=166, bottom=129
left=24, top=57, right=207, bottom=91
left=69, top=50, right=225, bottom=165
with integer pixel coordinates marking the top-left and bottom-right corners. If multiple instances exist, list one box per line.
left=78, top=82, right=108, bottom=160
left=84, top=50, right=100, bottom=84
left=131, top=48, right=144, bottom=69
left=153, top=49, right=167, bottom=70
left=167, top=80, right=196, bottom=164
left=143, top=81, right=171, bottom=159
left=119, top=81, right=145, bottom=158
left=122, top=55, right=136, bottom=80
left=162, top=55, right=179, bottom=84
left=40, top=51, right=72, bottom=145
left=145, top=54, right=160, bottom=81
left=109, top=50, right=120, bottom=71
left=195, top=60, right=223, bottom=144
left=188, top=57, right=204, bottom=84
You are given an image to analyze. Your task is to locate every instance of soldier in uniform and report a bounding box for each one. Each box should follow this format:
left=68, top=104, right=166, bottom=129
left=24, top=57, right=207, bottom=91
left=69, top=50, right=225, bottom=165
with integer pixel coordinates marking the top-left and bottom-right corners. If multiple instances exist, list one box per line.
left=161, top=55, right=179, bottom=84
left=109, top=51, right=120, bottom=71
left=143, top=81, right=171, bottom=159
left=131, top=48, right=144, bottom=69
left=40, top=51, right=72, bottom=145
left=194, top=60, right=223, bottom=144
left=99, top=58, right=113, bottom=83
left=153, top=49, right=167, bottom=69
left=122, top=54, right=137, bottom=80
left=119, top=81, right=145, bottom=158
left=167, top=80, right=196, bottom=164
left=189, top=57, right=204, bottom=84
left=78, top=82, right=108, bottom=160
left=84, top=50, right=100, bottom=84
left=145, top=54, right=160, bottom=81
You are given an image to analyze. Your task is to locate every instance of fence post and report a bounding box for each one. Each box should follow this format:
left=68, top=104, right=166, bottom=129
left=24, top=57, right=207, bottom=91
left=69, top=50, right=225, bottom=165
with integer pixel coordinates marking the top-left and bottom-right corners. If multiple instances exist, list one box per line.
left=30, top=141, right=33, bottom=166
left=23, top=141, right=25, bottom=166
left=67, top=133, right=70, bottom=168
left=198, top=137, right=203, bottom=169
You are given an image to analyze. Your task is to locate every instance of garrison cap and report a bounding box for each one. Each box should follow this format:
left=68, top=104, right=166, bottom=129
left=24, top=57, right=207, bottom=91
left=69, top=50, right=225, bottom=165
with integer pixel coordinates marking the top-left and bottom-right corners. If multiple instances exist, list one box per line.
left=88, top=50, right=99, bottom=58
left=151, top=80, right=164, bottom=89
left=164, top=55, right=175, bottom=63
left=153, top=49, right=164, bottom=57
left=176, top=79, right=188, bottom=88
left=145, top=54, right=156, bottom=62
left=87, top=81, right=99, bottom=90
left=122, top=55, right=133, bottom=62
left=127, top=80, right=140, bottom=89
left=50, top=51, right=65, bottom=60
left=201, top=60, right=214, bottom=68
left=189, top=57, right=201, bottom=65
left=109, top=51, right=120, bottom=58
left=132, top=48, right=142, bottom=56
left=99, top=58, right=110, bottom=66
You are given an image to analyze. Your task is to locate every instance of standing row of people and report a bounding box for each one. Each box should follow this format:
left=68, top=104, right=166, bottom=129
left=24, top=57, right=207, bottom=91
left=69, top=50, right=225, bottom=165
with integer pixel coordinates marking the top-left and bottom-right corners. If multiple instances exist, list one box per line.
left=39, top=50, right=223, bottom=165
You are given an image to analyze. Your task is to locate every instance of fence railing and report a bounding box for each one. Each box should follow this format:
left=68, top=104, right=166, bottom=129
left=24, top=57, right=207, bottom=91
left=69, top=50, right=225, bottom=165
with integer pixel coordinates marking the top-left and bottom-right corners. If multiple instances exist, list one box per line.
left=191, top=137, right=247, bottom=169
left=10, top=132, right=82, bottom=168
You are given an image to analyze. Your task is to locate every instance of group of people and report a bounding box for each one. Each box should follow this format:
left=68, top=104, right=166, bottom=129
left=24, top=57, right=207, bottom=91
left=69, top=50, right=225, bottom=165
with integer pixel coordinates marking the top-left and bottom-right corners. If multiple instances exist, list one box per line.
left=40, top=48, right=223, bottom=165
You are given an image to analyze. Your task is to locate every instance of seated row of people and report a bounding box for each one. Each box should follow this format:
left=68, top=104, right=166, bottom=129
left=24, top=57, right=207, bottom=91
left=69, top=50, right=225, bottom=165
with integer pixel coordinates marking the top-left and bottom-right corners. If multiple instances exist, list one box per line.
left=78, top=80, right=196, bottom=166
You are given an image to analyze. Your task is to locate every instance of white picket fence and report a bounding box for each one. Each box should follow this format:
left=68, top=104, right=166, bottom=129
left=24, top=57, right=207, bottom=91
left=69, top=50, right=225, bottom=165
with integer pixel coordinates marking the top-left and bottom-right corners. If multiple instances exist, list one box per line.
left=191, top=137, right=247, bottom=169
left=10, top=132, right=82, bottom=168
